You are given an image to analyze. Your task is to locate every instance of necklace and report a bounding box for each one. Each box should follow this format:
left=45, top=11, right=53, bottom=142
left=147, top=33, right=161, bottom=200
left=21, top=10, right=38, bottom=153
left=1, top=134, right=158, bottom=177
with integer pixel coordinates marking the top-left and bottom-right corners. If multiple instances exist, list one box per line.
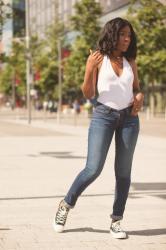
left=110, top=54, right=123, bottom=68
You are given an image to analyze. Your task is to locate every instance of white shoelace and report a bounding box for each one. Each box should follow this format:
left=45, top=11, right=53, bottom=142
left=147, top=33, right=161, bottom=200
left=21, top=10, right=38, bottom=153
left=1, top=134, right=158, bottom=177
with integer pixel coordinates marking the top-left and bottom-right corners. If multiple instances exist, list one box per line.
left=112, top=221, right=123, bottom=232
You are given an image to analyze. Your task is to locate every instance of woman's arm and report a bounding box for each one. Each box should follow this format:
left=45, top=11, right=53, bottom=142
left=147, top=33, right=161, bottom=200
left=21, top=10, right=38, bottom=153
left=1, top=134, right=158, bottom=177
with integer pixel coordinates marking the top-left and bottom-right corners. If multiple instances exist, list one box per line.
left=130, top=59, right=144, bottom=115
left=130, top=59, right=141, bottom=93
left=81, top=51, right=103, bottom=99
left=81, top=61, right=96, bottom=99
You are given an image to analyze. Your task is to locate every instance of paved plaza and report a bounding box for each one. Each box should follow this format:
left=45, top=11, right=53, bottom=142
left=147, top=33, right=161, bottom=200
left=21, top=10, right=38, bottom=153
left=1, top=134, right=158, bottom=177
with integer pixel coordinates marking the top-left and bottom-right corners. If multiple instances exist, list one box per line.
left=0, top=115, right=166, bottom=250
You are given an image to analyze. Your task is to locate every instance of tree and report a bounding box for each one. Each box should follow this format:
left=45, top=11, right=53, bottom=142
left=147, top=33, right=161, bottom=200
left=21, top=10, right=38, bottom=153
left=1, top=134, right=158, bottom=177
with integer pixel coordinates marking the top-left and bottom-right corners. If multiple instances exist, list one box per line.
left=71, top=0, right=102, bottom=45
left=63, top=0, right=102, bottom=101
left=0, top=39, right=26, bottom=107
left=29, top=35, right=48, bottom=100
left=0, top=9, right=67, bottom=105
left=33, top=19, right=66, bottom=102
left=126, top=0, right=166, bottom=111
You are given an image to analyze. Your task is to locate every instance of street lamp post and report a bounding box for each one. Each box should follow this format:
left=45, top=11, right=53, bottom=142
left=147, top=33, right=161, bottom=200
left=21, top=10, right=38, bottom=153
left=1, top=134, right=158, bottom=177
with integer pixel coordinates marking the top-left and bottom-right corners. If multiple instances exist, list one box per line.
left=11, top=71, right=15, bottom=110
left=57, top=39, right=62, bottom=123
left=25, top=0, right=31, bottom=124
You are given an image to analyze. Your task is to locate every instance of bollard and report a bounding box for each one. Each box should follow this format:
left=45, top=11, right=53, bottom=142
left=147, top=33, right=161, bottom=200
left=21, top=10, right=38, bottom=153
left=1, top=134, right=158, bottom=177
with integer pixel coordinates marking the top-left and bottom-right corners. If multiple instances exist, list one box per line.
left=146, top=107, right=150, bottom=121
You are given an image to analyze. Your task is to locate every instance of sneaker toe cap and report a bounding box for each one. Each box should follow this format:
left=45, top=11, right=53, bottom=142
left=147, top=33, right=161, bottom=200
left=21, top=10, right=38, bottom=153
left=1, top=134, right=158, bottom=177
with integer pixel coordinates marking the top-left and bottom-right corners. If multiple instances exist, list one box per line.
left=110, top=229, right=127, bottom=239
left=53, top=223, right=64, bottom=233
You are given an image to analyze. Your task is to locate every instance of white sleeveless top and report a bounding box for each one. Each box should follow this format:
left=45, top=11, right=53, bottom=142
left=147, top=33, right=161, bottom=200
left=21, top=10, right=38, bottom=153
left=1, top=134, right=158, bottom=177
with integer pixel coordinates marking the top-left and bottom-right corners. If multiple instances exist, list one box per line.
left=97, top=55, right=134, bottom=110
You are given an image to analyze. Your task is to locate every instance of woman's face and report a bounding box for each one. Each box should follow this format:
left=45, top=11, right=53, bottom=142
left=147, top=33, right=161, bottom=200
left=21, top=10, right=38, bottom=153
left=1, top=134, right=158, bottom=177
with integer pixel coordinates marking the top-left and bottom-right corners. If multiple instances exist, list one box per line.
left=116, top=25, right=131, bottom=52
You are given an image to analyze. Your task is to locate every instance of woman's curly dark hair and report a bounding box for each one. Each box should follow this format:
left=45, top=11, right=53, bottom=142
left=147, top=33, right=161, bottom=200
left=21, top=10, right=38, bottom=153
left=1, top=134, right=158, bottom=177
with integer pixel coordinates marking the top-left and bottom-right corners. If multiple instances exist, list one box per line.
left=96, top=17, right=137, bottom=60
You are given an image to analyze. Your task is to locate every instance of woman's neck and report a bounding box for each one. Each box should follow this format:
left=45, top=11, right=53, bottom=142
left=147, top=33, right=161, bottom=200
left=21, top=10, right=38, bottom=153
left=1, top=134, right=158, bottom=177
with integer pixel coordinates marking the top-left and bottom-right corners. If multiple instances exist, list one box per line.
left=111, top=50, right=123, bottom=58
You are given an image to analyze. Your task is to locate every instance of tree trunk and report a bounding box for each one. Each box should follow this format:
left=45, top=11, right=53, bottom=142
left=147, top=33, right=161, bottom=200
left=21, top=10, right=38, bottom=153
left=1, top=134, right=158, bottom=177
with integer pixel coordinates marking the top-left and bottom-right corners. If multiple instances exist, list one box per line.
left=150, top=80, right=155, bottom=118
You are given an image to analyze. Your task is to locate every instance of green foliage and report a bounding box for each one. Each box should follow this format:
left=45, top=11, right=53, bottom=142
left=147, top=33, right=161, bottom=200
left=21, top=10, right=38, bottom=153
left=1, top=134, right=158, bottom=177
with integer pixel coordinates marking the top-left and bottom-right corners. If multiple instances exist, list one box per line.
left=127, top=0, right=166, bottom=86
left=71, top=0, right=102, bottom=45
left=0, top=40, right=26, bottom=99
left=32, top=20, right=66, bottom=101
left=63, top=38, right=90, bottom=101
left=0, top=19, right=66, bottom=102
left=0, top=0, right=102, bottom=103
left=0, top=64, right=13, bottom=95
left=29, top=35, right=55, bottom=100
left=27, top=15, right=68, bottom=102
left=63, top=0, right=102, bottom=100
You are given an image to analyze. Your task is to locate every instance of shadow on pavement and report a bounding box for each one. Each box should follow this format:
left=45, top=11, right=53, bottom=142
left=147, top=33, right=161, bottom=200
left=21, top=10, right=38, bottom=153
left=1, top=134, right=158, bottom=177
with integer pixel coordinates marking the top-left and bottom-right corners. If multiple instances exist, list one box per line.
left=131, top=182, right=166, bottom=190
left=128, top=228, right=166, bottom=236
left=64, top=227, right=109, bottom=234
left=64, top=228, right=166, bottom=236
left=130, top=182, right=166, bottom=200
left=39, top=151, right=86, bottom=159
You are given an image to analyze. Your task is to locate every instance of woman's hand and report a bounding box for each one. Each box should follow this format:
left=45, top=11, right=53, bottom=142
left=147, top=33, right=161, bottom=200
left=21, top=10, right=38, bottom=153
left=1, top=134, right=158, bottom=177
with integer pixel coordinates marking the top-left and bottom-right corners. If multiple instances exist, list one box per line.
left=131, top=92, right=144, bottom=116
left=86, top=50, right=103, bottom=71
left=82, top=50, right=103, bottom=99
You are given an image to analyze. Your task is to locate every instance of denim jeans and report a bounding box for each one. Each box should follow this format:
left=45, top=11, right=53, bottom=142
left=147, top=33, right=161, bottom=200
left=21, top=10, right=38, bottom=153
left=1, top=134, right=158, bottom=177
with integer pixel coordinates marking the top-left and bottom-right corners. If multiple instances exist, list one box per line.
left=64, top=102, right=139, bottom=220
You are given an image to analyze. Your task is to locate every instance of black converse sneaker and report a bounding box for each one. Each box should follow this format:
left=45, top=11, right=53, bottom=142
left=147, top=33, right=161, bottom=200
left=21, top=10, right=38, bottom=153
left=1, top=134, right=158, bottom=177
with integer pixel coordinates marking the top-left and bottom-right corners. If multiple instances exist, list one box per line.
left=53, top=200, right=71, bottom=233
left=110, top=220, right=127, bottom=239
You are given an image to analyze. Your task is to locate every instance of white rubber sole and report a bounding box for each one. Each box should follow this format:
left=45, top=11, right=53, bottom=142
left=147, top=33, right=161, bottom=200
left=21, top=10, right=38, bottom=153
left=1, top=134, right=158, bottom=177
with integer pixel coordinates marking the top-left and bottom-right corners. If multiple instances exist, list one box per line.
left=53, top=220, right=64, bottom=233
left=110, top=230, right=127, bottom=239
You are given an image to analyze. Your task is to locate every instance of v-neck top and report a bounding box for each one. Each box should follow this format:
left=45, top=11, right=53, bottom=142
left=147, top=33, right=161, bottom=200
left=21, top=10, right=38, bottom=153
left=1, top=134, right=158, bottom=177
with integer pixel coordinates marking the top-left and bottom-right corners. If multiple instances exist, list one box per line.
left=97, top=55, right=134, bottom=110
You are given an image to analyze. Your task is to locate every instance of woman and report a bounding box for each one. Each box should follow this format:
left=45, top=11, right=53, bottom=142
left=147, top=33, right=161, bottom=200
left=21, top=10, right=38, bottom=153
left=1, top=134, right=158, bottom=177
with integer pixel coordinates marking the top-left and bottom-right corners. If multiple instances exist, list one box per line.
left=53, top=17, right=144, bottom=239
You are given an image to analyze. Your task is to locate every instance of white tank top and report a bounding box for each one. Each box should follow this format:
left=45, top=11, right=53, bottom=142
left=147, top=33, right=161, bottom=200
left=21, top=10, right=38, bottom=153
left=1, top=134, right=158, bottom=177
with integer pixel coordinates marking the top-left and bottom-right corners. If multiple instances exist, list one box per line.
left=97, top=55, right=134, bottom=110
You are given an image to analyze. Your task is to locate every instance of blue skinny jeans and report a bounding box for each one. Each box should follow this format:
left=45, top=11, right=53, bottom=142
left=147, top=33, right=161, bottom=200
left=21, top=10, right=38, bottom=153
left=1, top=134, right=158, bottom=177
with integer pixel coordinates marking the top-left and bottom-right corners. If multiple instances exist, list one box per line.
left=64, top=102, right=139, bottom=220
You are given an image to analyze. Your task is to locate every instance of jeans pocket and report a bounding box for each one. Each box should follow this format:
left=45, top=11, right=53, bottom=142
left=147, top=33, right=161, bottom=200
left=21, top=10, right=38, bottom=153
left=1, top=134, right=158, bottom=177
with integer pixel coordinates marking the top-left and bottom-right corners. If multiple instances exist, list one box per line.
left=126, top=114, right=140, bottom=131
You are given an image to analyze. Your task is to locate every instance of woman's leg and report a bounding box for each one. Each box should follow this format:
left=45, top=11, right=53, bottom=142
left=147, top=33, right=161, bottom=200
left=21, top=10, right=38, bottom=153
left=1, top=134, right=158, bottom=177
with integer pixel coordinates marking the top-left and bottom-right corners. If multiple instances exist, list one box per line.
left=64, top=118, right=115, bottom=207
left=111, top=115, right=140, bottom=220
left=54, top=106, right=117, bottom=233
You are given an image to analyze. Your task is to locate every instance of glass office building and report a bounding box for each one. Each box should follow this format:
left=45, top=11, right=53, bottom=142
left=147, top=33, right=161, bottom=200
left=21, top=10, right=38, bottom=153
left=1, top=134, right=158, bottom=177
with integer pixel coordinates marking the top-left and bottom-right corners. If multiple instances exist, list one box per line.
left=12, top=0, right=25, bottom=37
left=29, top=0, right=56, bottom=39
left=1, top=0, right=25, bottom=55
left=29, top=0, right=130, bottom=38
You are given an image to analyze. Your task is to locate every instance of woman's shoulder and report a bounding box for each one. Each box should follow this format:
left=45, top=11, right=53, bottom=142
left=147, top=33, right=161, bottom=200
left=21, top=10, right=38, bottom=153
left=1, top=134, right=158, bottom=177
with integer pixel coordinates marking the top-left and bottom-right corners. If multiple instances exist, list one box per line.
left=126, top=57, right=136, bottom=64
left=125, top=58, right=137, bottom=70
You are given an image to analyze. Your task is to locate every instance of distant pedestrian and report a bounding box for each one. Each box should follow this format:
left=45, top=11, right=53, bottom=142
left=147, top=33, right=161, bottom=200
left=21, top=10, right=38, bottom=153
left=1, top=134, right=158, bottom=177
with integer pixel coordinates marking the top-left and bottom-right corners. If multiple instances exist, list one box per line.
left=43, top=100, right=48, bottom=111
left=53, top=17, right=144, bottom=239
left=73, top=99, right=81, bottom=114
